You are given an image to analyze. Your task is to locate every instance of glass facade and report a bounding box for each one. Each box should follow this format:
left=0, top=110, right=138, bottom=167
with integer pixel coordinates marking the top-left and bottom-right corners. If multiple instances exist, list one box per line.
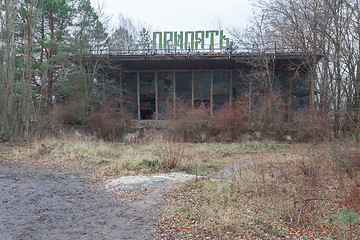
left=117, top=70, right=309, bottom=120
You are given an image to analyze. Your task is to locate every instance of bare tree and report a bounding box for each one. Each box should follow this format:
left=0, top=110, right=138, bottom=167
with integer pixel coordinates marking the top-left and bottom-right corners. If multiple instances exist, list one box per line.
left=236, top=0, right=360, bottom=138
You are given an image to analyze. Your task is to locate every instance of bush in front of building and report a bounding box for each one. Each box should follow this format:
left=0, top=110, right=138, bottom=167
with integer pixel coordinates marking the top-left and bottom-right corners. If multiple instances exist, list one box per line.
left=289, top=109, right=334, bottom=142
left=53, top=98, right=90, bottom=126
left=91, top=102, right=131, bottom=141
left=167, top=102, right=213, bottom=142
left=210, top=104, right=250, bottom=142
left=165, top=102, right=250, bottom=142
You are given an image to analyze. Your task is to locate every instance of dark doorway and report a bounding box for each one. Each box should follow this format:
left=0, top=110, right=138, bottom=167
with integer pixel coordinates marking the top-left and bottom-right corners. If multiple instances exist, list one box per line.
left=140, top=94, right=155, bottom=119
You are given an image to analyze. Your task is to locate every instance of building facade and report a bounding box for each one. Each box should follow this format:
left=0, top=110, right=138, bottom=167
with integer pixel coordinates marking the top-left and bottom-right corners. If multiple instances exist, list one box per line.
left=94, top=52, right=317, bottom=122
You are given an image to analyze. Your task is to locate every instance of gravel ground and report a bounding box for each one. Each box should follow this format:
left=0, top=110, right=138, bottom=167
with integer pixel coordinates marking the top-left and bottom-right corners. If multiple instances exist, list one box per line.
left=0, top=162, right=158, bottom=240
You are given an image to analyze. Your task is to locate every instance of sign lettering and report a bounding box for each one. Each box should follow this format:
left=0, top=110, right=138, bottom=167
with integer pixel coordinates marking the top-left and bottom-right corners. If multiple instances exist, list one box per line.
left=152, top=30, right=230, bottom=50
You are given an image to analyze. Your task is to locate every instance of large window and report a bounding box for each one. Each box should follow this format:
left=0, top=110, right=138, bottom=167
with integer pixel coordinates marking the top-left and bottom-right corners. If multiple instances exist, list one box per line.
left=274, top=71, right=290, bottom=100
left=175, top=72, right=192, bottom=105
left=122, top=72, right=138, bottom=118
left=140, top=72, right=155, bottom=119
left=158, top=72, right=174, bottom=119
left=213, top=71, right=230, bottom=110
left=291, top=73, right=310, bottom=111
left=194, top=72, right=211, bottom=107
left=232, top=71, right=250, bottom=110
left=232, top=71, right=249, bottom=99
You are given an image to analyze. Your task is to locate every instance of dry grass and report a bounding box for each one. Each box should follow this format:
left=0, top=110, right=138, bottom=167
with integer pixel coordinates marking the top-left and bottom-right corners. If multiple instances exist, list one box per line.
left=157, top=141, right=360, bottom=239
left=3, top=136, right=358, bottom=238
left=2, top=137, right=296, bottom=178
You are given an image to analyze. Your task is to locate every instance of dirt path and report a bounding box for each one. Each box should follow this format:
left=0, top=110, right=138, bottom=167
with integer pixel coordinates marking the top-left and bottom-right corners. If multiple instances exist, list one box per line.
left=0, top=162, right=159, bottom=240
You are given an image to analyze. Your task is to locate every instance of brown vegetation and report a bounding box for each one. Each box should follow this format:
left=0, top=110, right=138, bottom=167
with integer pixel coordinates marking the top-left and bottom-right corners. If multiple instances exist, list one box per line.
left=157, top=140, right=360, bottom=239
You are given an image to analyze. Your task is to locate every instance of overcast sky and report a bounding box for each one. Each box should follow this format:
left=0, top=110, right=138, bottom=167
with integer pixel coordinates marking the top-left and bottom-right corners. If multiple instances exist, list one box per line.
left=92, top=0, right=253, bottom=33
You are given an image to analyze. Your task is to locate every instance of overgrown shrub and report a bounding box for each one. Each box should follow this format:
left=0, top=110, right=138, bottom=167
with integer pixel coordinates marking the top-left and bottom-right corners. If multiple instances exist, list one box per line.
left=290, top=110, right=334, bottom=142
left=331, top=140, right=360, bottom=181
left=210, top=104, right=250, bottom=141
left=91, top=103, right=131, bottom=141
left=167, top=102, right=212, bottom=142
left=250, top=93, right=288, bottom=140
left=157, top=140, right=187, bottom=170
left=53, top=97, right=90, bottom=126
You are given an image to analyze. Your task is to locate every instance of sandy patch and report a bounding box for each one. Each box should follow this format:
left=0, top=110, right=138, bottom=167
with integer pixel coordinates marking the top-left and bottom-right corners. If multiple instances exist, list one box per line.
left=106, top=172, right=197, bottom=188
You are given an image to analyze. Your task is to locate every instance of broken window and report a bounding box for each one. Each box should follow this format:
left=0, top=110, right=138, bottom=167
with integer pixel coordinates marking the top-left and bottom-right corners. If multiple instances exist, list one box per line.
left=140, top=72, right=155, bottom=119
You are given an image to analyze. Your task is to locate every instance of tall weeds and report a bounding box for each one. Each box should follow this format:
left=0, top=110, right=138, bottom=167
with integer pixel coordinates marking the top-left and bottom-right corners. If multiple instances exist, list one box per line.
left=168, top=102, right=212, bottom=142
left=211, top=104, right=249, bottom=142
left=157, top=140, right=188, bottom=170
left=166, top=102, right=250, bottom=142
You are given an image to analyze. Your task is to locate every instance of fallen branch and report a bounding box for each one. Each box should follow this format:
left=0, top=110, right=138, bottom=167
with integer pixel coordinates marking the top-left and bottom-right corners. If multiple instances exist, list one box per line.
left=295, top=197, right=330, bottom=225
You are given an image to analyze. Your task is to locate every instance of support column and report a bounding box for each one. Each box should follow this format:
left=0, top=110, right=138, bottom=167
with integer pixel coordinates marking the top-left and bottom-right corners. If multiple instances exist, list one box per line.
left=229, top=71, right=233, bottom=105
left=192, top=71, right=195, bottom=111
left=137, top=72, right=140, bottom=120
left=210, top=70, right=214, bottom=114
left=155, top=71, right=158, bottom=120
left=288, top=72, right=293, bottom=122
left=119, top=71, right=123, bottom=111
left=173, top=71, right=176, bottom=119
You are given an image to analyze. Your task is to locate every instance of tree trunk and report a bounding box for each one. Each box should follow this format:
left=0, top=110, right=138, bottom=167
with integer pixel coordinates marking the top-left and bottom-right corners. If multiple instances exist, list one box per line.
left=1, top=0, right=16, bottom=140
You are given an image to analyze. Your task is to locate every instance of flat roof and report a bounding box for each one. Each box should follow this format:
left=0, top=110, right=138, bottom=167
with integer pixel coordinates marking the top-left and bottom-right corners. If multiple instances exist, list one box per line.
left=76, top=52, right=322, bottom=71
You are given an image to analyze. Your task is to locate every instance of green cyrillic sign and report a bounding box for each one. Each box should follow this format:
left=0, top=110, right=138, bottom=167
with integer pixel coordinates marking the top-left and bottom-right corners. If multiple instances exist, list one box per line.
left=152, top=30, right=230, bottom=50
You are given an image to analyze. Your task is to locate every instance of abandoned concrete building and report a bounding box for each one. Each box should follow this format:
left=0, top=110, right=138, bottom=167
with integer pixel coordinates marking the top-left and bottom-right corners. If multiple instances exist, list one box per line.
left=89, top=31, right=320, bottom=123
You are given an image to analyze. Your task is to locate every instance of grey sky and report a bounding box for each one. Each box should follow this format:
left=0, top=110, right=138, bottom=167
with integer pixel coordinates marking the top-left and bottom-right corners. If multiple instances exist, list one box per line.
left=93, top=0, right=253, bottom=32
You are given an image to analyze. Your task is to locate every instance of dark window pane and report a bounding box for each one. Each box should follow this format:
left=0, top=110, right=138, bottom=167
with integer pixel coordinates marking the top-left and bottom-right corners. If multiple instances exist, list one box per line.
left=176, top=72, right=192, bottom=93
left=248, top=72, right=265, bottom=94
left=292, top=73, right=310, bottom=95
left=232, top=71, right=249, bottom=98
left=194, top=72, right=211, bottom=99
left=213, top=71, right=230, bottom=94
left=122, top=72, right=137, bottom=98
left=291, top=95, right=309, bottom=111
left=104, top=72, right=120, bottom=96
left=140, top=72, right=155, bottom=94
left=274, top=71, right=290, bottom=99
left=213, top=94, right=229, bottom=110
